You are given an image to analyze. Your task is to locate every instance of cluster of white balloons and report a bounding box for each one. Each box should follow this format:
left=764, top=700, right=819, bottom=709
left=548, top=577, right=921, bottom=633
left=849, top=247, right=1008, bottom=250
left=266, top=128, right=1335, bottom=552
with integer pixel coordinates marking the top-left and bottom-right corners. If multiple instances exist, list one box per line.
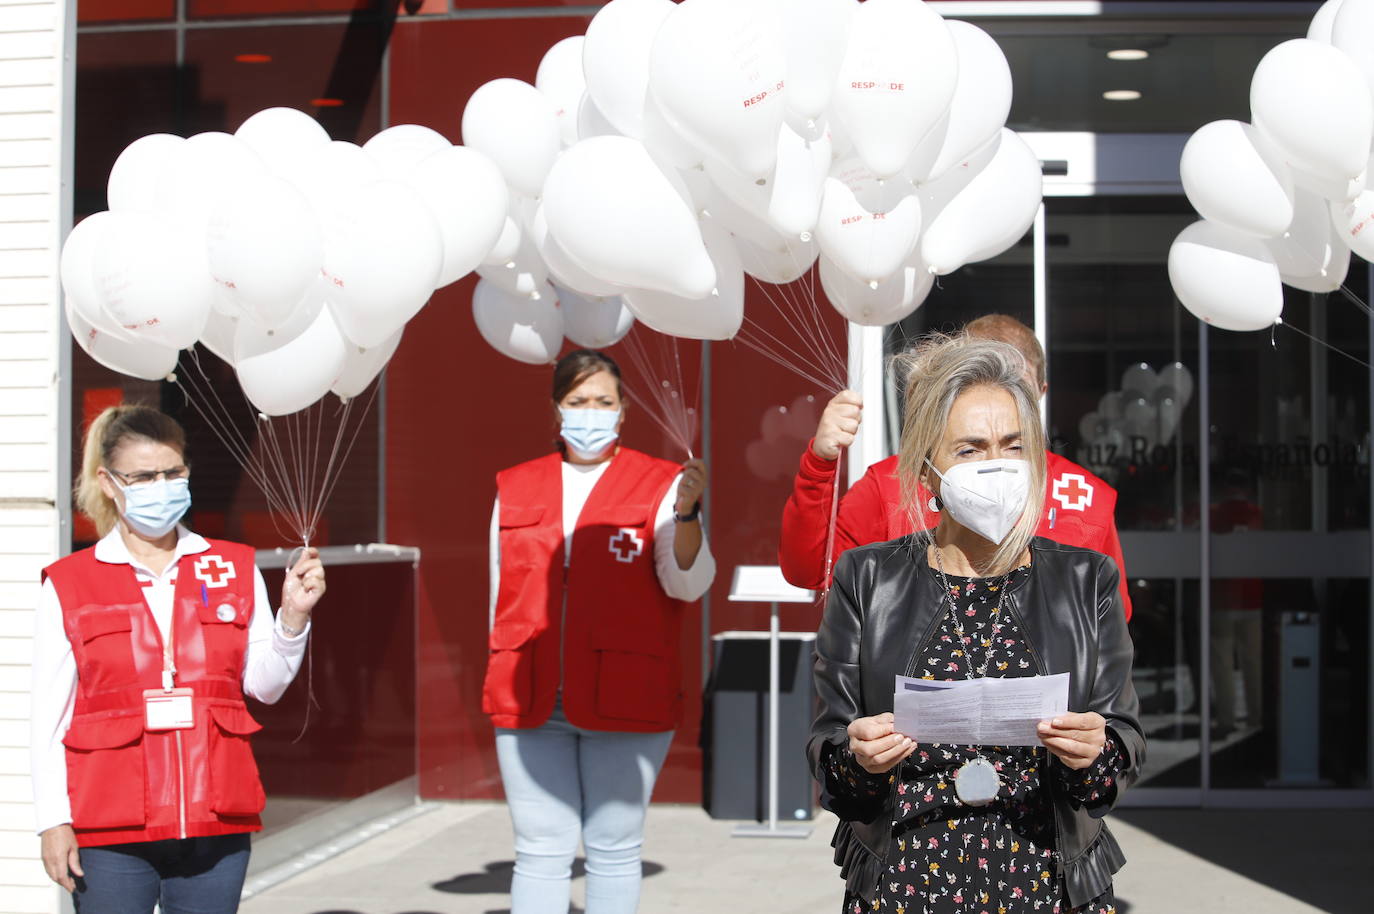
left=61, top=108, right=508, bottom=415
left=1169, top=0, right=1374, bottom=332
left=1076, top=362, right=1194, bottom=474
left=462, top=0, right=1044, bottom=361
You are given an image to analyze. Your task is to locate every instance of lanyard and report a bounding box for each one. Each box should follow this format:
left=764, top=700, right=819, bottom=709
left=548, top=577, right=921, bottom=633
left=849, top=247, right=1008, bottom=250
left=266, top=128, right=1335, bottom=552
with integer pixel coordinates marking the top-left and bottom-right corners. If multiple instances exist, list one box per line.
left=161, top=607, right=177, bottom=691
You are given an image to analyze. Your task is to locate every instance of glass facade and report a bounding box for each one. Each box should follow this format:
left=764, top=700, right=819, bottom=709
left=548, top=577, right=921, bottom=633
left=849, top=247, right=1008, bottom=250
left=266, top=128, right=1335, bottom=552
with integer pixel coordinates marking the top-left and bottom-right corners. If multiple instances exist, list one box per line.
left=68, top=2, right=1373, bottom=817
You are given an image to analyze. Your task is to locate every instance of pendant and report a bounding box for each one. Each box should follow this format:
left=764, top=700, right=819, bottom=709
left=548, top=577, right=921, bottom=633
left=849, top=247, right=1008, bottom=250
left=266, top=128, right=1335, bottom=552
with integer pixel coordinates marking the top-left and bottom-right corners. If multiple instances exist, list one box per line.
left=954, top=756, right=1001, bottom=807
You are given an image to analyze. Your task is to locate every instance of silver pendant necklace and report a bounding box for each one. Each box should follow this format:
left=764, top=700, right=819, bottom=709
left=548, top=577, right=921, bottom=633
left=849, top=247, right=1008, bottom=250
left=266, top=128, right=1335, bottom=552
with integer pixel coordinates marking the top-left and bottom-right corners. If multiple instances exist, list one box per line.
left=932, top=545, right=1010, bottom=808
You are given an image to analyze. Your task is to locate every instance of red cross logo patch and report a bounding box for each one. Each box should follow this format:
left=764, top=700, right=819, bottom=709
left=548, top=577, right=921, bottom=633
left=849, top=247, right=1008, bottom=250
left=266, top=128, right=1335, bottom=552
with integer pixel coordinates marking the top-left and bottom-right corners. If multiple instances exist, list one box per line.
left=194, top=555, right=237, bottom=588
left=608, top=528, right=645, bottom=564
left=1052, top=474, right=1094, bottom=512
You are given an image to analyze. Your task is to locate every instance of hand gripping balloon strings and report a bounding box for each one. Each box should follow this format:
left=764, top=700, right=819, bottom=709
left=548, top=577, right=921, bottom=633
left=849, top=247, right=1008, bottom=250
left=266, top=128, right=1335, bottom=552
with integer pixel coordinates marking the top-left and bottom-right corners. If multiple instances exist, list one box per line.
left=284, top=544, right=320, bottom=744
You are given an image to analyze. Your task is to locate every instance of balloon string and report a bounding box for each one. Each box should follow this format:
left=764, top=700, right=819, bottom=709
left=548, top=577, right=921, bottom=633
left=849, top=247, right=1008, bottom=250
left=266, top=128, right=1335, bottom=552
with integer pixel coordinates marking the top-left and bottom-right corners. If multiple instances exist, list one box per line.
left=1337, top=284, right=1374, bottom=318
left=615, top=327, right=699, bottom=459
left=1274, top=317, right=1374, bottom=370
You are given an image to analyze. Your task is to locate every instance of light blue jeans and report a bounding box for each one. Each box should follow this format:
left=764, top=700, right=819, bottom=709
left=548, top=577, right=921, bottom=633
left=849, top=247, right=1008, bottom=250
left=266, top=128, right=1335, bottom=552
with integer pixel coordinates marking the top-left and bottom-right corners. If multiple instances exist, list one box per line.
left=495, top=704, right=673, bottom=914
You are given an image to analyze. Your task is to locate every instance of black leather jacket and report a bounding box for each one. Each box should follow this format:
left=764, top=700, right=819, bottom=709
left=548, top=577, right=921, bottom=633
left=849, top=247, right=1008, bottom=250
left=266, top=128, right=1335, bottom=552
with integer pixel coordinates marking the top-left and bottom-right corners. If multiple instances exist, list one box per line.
left=808, top=535, right=1145, bottom=908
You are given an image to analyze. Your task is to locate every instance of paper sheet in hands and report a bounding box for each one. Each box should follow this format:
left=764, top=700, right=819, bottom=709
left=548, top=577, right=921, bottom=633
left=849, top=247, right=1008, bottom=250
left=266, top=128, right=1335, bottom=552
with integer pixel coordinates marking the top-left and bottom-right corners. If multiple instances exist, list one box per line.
left=893, top=673, right=1070, bottom=746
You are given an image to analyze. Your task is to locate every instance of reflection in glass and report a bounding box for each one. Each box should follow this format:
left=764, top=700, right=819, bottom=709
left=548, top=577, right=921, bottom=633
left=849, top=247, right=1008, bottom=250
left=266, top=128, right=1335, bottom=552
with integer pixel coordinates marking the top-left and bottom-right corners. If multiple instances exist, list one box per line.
left=1130, top=578, right=1201, bottom=788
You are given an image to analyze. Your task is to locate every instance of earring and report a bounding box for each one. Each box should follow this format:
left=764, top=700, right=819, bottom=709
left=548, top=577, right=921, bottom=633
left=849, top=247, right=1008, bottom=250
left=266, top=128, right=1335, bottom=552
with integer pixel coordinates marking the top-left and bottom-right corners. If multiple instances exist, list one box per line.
left=928, top=495, right=941, bottom=513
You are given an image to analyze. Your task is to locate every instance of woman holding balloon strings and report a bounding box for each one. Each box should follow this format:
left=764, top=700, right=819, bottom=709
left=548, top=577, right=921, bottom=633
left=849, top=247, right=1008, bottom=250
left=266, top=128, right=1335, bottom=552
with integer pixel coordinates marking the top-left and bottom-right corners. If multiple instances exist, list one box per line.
left=31, top=405, right=326, bottom=912
left=809, top=334, right=1144, bottom=914
left=484, top=349, right=714, bottom=914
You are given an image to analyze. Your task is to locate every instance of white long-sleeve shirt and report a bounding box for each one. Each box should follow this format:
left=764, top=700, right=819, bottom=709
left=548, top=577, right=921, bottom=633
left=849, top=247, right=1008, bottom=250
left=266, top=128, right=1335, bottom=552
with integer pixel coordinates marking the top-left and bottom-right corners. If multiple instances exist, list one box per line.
left=29, top=527, right=310, bottom=834
left=489, top=460, right=715, bottom=624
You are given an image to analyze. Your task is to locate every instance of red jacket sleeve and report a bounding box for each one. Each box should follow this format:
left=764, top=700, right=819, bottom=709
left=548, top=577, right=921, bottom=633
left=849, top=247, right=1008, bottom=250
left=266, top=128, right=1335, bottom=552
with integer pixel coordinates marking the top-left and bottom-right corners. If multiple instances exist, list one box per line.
left=778, top=441, right=891, bottom=591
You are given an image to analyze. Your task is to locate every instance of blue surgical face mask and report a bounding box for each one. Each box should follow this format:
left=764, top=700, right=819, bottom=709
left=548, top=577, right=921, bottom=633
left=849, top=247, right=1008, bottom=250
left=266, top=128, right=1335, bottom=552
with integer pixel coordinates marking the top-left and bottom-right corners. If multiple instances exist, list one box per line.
left=115, top=477, right=192, bottom=539
left=559, top=407, right=621, bottom=460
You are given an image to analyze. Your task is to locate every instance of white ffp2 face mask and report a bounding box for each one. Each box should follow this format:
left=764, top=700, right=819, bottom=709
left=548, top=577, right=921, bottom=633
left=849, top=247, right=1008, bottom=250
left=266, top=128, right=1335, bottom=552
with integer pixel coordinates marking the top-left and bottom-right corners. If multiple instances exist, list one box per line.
left=925, top=458, right=1030, bottom=545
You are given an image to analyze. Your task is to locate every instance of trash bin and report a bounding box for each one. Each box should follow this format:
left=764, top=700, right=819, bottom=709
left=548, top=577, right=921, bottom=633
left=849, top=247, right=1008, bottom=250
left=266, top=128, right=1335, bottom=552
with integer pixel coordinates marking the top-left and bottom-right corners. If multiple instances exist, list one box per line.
left=701, top=631, right=816, bottom=821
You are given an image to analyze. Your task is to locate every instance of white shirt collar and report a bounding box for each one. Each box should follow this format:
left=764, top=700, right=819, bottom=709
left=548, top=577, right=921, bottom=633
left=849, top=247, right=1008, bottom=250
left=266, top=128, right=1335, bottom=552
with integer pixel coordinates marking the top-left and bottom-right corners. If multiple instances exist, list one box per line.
left=94, top=525, right=210, bottom=574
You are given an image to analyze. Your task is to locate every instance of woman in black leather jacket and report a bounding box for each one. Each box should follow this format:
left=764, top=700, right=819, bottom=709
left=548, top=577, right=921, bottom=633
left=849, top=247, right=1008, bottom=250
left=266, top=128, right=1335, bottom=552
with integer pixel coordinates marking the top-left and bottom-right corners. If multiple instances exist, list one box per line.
left=809, top=334, right=1144, bottom=914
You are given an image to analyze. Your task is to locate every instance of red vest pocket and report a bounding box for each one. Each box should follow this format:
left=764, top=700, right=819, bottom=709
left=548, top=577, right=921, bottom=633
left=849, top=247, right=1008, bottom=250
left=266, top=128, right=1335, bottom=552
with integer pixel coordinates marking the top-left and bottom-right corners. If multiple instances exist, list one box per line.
left=483, top=621, right=540, bottom=716
left=591, top=648, right=675, bottom=725
left=63, top=713, right=146, bottom=829
left=206, top=704, right=266, bottom=816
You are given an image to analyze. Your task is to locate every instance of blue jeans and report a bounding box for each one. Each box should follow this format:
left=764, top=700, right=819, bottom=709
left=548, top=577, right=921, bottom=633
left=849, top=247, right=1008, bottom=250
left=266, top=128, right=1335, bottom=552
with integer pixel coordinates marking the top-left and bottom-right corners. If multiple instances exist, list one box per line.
left=495, top=705, right=673, bottom=914
left=73, top=833, right=251, bottom=914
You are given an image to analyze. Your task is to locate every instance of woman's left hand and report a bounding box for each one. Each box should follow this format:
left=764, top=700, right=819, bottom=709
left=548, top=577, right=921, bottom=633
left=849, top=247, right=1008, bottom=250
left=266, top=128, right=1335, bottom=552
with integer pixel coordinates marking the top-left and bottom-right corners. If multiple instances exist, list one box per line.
left=280, top=547, right=326, bottom=632
left=1037, top=711, right=1106, bottom=770
left=676, top=459, right=709, bottom=516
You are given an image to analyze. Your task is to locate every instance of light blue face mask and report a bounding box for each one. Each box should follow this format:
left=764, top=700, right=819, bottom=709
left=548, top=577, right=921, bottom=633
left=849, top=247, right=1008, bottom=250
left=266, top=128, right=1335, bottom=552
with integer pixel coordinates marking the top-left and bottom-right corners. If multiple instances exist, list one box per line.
left=559, top=407, right=621, bottom=460
left=115, top=477, right=191, bottom=539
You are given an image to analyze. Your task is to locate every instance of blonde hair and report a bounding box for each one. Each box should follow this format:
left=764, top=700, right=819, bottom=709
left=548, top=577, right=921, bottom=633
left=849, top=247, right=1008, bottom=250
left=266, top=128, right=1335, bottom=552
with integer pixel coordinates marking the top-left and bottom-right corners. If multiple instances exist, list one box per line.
left=965, top=313, right=1046, bottom=389
left=895, top=334, right=1047, bottom=576
left=76, top=405, right=186, bottom=537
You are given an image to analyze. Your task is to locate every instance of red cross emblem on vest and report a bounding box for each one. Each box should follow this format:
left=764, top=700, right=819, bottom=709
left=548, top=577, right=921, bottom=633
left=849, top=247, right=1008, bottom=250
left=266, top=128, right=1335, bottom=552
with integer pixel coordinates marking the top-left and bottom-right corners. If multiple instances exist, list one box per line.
left=609, top=528, right=645, bottom=564
left=194, top=555, right=237, bottom=588
left=1052, top=474, right=1094, bottom=512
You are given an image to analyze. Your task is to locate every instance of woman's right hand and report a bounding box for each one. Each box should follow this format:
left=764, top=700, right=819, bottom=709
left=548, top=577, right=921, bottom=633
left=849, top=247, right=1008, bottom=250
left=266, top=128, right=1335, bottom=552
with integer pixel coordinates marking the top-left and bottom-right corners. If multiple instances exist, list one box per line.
left=40, top=824, right=82, bottom=891
left=847, top=712, right=916, bottom=774
left=812, top=390, right=863, bottom=461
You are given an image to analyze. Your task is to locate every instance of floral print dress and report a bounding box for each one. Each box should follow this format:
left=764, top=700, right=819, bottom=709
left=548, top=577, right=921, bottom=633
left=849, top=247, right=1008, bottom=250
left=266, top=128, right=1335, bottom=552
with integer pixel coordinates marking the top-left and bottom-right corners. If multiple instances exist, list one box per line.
left=823, top=566, right=1126, bottom=914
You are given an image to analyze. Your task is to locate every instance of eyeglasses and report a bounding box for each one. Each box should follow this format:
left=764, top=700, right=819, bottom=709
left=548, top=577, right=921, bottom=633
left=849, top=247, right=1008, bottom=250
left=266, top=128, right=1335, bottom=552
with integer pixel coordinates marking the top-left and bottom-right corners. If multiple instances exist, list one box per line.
left=105, top=466, right=190, bottom=487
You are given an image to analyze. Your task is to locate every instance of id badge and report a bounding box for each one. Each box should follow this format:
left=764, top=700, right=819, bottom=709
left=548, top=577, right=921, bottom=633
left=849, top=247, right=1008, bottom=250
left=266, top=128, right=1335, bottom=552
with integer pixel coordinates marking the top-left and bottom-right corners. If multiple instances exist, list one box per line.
left=143, top=688, right=195, bottom=731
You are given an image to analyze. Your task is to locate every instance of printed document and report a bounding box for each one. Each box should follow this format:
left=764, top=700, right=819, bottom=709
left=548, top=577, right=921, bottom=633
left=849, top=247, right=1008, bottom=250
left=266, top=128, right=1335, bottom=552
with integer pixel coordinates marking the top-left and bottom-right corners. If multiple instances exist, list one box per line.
left=892, top=673, right=1071, bottom=746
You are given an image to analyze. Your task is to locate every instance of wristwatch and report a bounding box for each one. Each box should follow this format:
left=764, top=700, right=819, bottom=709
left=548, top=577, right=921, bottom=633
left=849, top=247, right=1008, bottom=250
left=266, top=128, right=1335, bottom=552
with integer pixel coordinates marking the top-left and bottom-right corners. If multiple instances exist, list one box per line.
left=673, top=500, right=702, bottom=523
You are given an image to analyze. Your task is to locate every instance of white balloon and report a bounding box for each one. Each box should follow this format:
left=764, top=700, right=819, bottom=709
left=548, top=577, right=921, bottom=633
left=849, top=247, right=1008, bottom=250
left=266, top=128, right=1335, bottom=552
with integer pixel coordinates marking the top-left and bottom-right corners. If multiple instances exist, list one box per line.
left=1332, top=1, right=1374, bottom=105
left=558, top=286, right=635, bottom=348
left=1098, top=391, right=1124, bottom=420
left=543, top=136, right=716, bottom=299
left=1180, top=120, right=1294, bottom=238
left=362, top=124, right=451, bottom=172
left=920, top=129, right=1042, bottom=275
left=1251, top=39, right=1372, bottom=184
left=704, top=124, right=831, bottom=238
left=642, top=87, right=704, bottom=171
left=461, top=79, right=561, bottom=198
left=155, top=132, right=266, bottom=232
left=235, top=301, right=347, bottom=417
left=819, top=252, right=932, bottom=326
left=322, top=181, right=444, bottom=348
left=206, top=176, right=324, bottom=328
left=476, top=229, right=550, bottom=299
left=1120, top=362, right=1159, bottom=398
left=107, top=134, right=184, bottom=213
left=61, top=212, right=133, bottom=341
left=482, top=215, right=523, bottom=268
left=93, top=211, right=213, bottom=349
left=576, top=92, right=623, bottom=143
left=776, top=0, right=855, bottom=123
left=536, top=36, right=588, bottom=147
left=280, top=140, right=382, bottom=219
left=914, top=132, right=999, bottom=225
left=332, top=325, right=402, bottom=400
left=235, top=107, right=330, bottom=175
left=735, top=231, right=819, bottom=283
left=530, top=205, right=625, bottom=298
left=1158, top=362, right=1194, bottom=405
left=831, top=0, right=958, bottom=178
left=1168, top=220, right=1284, bottom=331
left=816, top=158, right=921, bottom=283
left=621, top=218, right=743, bottom=340
left=403, top=145, right=509, bottom=288
left=200, top=309, right=237, bottom=365
left=66, top=299, right=179, bottom=381
left=1309, top=0, right=1346, bottom=43
left=923, top=21, right=1012, bottom=183
left=1268, top=188, right=1349, bottom=292
left=472, top=278, right=565, bottom=364
left=651, top=0, right=787, bottom=180
left=682, top=164, right=798, bottom=254
left=583, top=0, right=676, bottom=139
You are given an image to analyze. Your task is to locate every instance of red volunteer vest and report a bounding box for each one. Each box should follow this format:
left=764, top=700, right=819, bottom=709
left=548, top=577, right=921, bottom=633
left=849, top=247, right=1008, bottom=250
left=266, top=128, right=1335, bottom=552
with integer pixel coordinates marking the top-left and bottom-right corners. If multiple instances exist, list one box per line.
left=484, top=448, right=686, bottom=732
left=44, top=540, right=267, bottom=847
